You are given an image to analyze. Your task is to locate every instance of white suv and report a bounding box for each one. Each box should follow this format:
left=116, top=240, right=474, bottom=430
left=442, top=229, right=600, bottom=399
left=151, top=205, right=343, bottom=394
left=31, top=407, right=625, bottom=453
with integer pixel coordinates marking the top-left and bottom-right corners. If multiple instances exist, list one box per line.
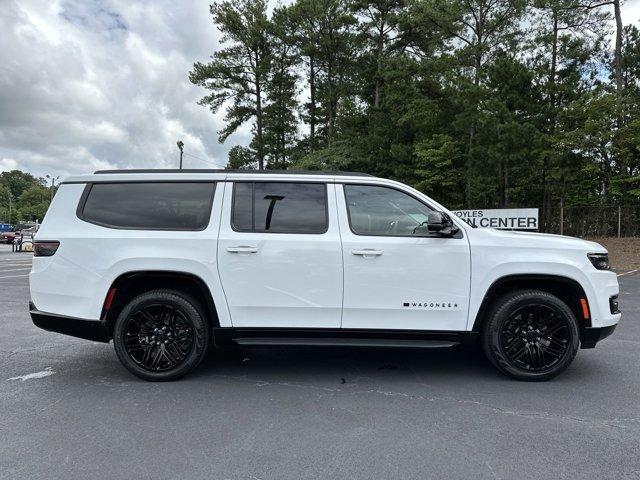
left=29, top=170, right=620, bottom=381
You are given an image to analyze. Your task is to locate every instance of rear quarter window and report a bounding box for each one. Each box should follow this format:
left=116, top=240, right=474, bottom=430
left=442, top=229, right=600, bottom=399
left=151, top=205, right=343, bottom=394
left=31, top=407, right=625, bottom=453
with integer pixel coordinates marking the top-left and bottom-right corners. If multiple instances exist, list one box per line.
left=78, top=182, right=216, bottom=230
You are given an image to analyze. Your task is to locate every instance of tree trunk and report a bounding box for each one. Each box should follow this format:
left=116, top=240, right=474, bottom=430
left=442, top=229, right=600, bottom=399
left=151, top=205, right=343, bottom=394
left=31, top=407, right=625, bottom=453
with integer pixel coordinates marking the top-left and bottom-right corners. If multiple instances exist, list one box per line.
left=327, top=59, right=335, bottom=144
left=374, top=23, right=384, bottom=109
left=542, top=11, right=559, bottom=229
left=549, top=12, right=558, bottom=129
left=255, top=71, right=264, bottom=170
left=465, top=53, right=481, bottom=208
left=309, top=56, right=316, bottom=151
left=613, top=0, right=623, bottom=127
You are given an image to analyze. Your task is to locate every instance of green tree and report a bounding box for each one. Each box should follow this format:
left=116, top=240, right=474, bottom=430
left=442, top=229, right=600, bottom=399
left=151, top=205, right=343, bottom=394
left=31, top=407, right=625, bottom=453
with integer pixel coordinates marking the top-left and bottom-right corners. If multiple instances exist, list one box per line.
left=351, top=0, right=405, bottom=109
left=263, top=6, right=300, bottom=169
left=190, top=0, right=639, bottom=221
left=0, top=170, right=49, bottom=223
left=225, top=145, right=258, bottom=170
left=190, top=0, right=272, bottom=169
left=530, top=0, right=610, bottom=219
left=0, top=184, right=14, bottom=223
left=430, top=0, right=526, bottom=207
left=17, top=186, right=50, bottom=222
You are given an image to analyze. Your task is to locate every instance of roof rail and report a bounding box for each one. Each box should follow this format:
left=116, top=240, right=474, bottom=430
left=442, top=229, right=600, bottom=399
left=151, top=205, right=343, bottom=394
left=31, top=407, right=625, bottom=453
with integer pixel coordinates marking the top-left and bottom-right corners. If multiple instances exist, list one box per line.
left=93, top=169, right=374, bottom=177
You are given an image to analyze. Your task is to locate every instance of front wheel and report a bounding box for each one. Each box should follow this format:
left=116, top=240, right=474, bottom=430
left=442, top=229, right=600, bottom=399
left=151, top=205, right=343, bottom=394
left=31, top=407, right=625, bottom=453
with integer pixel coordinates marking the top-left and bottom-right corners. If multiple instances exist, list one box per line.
left=113, top=289, right=210, bottom=381
left=482, top=290, right=579, bottom=381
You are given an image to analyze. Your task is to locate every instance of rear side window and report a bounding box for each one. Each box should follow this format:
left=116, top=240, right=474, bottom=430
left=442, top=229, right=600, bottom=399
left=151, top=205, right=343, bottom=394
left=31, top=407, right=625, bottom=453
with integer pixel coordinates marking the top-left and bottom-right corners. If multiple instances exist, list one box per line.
left=79, top=182, right=216, bottom=230
left=232, top=182, right=328, bottom=234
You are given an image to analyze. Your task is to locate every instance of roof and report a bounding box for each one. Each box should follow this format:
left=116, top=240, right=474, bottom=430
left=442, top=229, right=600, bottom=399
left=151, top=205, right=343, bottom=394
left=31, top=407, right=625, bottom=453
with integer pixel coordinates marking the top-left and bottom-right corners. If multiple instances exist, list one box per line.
left=94, top=169, right=373, bottom=177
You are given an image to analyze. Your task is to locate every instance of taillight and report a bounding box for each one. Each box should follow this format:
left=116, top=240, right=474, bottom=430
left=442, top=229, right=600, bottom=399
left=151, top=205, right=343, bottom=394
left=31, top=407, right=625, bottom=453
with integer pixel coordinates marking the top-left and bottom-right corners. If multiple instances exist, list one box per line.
left=33, top=241, right=60, bottom=257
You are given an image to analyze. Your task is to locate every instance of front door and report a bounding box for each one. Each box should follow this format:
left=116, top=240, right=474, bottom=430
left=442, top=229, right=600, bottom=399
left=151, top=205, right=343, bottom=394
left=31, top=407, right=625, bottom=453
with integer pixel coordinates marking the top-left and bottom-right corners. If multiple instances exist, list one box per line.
left=337, top=183, right=471, bottom=331
left=217, top=180, right=343, bottom=328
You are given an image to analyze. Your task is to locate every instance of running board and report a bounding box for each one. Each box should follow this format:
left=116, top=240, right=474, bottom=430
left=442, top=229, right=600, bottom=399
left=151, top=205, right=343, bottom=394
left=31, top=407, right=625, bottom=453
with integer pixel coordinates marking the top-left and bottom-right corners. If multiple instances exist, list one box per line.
left=232, top=337, right=459, bottom=348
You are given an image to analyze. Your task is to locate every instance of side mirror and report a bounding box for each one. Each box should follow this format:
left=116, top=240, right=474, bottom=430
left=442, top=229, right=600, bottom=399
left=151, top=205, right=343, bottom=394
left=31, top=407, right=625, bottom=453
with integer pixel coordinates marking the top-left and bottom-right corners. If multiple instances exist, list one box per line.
left=427, top=211, right=447, bottom=232
left=425, top=211, right=459, bottom=236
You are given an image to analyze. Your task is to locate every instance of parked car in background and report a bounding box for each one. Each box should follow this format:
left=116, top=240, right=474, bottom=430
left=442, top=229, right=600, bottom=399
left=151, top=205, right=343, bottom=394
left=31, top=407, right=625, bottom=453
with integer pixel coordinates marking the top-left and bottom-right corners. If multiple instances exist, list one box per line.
left=1, top=224, right=37, bottom=244
left=29, top=169, right=620, bottom=382
left=1, top=228, right=17, bottom=244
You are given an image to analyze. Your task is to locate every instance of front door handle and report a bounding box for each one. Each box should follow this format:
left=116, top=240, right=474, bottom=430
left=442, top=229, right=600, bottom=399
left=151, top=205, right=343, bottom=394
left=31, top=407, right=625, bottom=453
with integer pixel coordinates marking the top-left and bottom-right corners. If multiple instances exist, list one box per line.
left=351, top=248, right=383, bottom=257
left=227, top=246, right=259, bottom=254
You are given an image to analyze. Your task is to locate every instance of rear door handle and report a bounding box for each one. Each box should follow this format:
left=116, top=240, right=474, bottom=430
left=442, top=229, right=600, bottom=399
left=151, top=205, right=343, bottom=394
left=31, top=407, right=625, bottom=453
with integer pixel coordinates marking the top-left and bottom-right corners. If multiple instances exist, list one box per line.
left=227, top=246, right=258, bottom=254
left=351, top=249, right=383, bottom=257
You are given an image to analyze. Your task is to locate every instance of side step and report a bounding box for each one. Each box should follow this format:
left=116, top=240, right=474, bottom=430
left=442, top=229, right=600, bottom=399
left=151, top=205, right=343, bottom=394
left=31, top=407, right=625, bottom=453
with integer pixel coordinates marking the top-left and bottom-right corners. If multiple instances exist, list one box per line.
left=233, top=337, right=459, bottom=348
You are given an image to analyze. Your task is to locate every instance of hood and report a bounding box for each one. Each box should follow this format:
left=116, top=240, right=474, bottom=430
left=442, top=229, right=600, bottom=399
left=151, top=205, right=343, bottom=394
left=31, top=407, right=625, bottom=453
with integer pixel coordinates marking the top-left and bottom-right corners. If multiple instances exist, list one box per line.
left=469, top=228, right=607, bottom=253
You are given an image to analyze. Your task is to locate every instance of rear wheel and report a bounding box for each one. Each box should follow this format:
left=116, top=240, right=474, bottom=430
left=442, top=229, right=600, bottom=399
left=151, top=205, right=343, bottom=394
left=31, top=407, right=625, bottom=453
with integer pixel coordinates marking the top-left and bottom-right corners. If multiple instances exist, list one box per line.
left=482, top=290, right=579, bottom=381
left=113, top=289, right=210, bottom=381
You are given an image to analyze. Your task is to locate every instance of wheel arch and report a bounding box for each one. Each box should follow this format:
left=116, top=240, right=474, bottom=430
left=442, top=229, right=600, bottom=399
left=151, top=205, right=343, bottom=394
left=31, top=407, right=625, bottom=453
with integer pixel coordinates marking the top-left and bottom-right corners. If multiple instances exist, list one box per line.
left=102, top=270, right=220, bottom=336
left=471, top=274, right=590, bottom=332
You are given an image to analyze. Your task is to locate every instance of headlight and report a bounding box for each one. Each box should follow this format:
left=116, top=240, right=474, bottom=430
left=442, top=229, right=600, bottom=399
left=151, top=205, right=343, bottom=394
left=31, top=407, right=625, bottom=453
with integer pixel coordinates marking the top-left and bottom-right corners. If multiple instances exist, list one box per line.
left=588, top=253, right=610, bottom=270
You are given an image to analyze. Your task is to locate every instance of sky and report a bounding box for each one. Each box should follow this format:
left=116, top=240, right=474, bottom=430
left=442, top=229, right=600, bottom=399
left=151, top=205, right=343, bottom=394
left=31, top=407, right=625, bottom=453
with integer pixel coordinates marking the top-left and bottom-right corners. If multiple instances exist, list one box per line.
left=0, top=0, right=639, bottom=179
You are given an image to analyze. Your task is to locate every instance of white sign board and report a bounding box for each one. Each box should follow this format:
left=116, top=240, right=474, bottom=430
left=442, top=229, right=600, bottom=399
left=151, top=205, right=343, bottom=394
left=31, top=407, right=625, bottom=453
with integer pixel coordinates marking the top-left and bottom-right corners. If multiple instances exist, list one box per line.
left=452, top=208, right=539, bottom=230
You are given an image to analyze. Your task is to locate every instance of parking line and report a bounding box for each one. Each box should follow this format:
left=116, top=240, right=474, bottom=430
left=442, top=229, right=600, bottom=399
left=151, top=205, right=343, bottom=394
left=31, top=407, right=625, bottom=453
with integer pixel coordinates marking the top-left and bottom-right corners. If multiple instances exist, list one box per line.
left=0, top=274, right=29, bottom=279
left=617, top=269, right=639, bottom=277
left=0, top=268, right=31, bottom=272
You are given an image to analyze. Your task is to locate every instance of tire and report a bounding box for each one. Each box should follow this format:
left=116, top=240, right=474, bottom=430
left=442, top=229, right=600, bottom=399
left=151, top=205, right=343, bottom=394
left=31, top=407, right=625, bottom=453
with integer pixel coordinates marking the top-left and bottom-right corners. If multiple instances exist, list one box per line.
left=113, top=289, right=210, bottom=381
left=482, top=290, right=579, bottom=381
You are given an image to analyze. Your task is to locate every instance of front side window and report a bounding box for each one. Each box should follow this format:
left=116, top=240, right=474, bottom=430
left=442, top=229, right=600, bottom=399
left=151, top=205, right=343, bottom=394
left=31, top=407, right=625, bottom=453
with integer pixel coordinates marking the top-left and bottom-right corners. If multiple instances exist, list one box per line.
left=80, top=182, right=216, bottom=230
left=344, top=184, right=433, bottom=236
left=232, top=182, right=328, bottom=234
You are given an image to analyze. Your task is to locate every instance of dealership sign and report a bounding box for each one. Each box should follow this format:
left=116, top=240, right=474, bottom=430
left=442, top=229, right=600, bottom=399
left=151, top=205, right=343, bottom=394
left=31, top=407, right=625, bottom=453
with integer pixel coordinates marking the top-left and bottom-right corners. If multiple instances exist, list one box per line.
left=452, top=208, right=539, bottom=230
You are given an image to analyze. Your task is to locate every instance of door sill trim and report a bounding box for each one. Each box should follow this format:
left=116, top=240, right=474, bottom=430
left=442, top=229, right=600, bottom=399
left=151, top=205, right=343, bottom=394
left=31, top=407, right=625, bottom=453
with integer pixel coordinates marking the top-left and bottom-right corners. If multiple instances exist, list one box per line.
left=234, top=337, right=459, bottom=348
left=213, top=327, right=477, bottom=347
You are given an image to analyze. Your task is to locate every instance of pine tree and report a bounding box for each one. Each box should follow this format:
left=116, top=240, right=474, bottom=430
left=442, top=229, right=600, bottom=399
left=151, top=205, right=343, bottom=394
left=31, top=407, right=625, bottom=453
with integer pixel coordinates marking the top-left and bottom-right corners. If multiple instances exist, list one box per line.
left=263, top=6, right=300, bottom=169
left=190, top=0, right=271, bottom=169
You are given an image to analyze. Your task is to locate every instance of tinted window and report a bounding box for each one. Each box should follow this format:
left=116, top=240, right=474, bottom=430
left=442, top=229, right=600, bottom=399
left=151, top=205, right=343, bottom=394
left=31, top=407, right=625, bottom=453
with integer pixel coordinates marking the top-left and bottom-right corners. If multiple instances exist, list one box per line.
left=81, top=182, right=215, bottom=230
left=232, top=182, right=327, bottom=234
left=344, top=185, right=433, bottom=236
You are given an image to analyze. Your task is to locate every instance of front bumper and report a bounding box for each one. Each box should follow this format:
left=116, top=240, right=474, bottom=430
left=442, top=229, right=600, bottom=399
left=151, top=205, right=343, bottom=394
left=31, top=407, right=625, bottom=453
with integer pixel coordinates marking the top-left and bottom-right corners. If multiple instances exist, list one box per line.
left=580, top=324, right=617, bottom=349
left=29, top=302, right=110, bottom=343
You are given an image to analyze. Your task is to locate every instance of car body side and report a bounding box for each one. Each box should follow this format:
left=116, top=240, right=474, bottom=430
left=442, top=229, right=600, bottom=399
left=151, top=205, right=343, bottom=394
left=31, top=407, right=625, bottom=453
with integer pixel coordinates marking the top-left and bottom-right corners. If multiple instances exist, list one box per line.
left=29, top=172, right=621, bottom=340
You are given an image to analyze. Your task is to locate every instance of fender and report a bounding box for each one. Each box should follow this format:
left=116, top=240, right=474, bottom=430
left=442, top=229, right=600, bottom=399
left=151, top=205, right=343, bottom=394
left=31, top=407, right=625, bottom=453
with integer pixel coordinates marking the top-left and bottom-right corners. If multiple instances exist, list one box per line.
left=469, top=273, right=590, bottom=332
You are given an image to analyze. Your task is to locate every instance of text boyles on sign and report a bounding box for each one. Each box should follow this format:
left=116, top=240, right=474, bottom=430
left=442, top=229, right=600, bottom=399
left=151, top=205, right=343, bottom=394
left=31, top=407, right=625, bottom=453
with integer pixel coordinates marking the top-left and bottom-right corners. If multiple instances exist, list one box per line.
left=452, top=208, right=539, bottom=230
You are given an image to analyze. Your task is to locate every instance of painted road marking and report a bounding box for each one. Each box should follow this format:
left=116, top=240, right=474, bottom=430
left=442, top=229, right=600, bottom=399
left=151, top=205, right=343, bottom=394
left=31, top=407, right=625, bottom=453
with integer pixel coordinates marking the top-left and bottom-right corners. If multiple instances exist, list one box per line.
left=0, top=274, right=29, bottom=279
left=0, top=268, right=31, bottom=272
left=617, top=269, right=639, bottom=277
left=7, top=368, right=55, bottom=381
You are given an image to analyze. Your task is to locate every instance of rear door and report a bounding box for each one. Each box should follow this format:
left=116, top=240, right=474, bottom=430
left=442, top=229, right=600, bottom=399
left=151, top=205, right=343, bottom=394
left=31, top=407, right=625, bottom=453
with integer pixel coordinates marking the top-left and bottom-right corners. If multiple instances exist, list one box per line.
left=337, top=183, right=471, bottom=331
left=217, top=180, right=343, bottom=328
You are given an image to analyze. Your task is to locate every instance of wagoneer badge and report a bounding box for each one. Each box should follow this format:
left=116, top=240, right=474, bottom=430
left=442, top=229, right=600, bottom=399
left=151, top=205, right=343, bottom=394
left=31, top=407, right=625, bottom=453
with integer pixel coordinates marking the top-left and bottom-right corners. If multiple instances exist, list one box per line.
left=403, top=302, right=460, bottom=309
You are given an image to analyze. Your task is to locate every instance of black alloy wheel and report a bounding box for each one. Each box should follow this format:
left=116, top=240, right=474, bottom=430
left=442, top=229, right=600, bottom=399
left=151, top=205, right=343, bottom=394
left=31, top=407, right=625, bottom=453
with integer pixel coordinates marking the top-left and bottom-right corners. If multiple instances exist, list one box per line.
left=499, top=303, right=571, bottom=372
left=122, top=303, right=195, bottom=372
left=482, top=290, right=580, bottom=381
left=113, top=290, right=210, bottom=381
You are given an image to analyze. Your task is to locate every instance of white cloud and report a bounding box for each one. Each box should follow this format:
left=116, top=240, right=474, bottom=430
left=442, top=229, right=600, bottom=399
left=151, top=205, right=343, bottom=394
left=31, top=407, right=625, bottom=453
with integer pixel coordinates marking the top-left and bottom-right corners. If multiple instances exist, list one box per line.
left=0, top=0, right=251, bottom=178
left=623, top=0, right=640, bottom=24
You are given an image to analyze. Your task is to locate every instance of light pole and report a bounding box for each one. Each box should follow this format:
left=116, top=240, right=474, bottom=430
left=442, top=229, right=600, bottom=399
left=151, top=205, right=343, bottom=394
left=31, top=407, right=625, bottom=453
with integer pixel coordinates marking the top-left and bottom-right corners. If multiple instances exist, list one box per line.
left=177, top=141, right=184, bottom=169
left=45, top=175, right=60, bottom=202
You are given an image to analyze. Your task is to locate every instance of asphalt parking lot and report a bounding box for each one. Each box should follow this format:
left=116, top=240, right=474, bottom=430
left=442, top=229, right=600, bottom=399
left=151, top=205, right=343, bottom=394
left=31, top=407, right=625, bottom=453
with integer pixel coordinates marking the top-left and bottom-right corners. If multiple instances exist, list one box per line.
left=1, top=244, right=639, bottom=480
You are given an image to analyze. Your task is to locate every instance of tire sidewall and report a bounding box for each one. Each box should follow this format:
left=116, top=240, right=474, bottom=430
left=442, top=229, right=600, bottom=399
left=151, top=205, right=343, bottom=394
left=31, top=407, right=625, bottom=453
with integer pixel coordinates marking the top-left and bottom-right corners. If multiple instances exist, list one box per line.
left=113, top=290, right=209, bottom=381
left=483, top=290, right=580, bottom=381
